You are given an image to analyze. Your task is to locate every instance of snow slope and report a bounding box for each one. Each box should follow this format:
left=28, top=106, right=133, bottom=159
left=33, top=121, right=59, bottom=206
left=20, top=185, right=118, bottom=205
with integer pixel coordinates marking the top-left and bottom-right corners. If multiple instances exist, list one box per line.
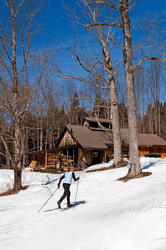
left=0, top=157, right=166, bottom=250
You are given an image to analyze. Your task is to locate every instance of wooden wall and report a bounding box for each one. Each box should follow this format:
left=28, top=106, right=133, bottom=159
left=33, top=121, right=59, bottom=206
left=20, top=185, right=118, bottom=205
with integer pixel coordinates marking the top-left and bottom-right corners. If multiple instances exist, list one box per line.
left=28, top=151, right=57, bottom=167
left=139, top=145, right=166, bottom=158
left=28, top=144, right=166, bottom=169
left=58, top=131, right=77, bottom=148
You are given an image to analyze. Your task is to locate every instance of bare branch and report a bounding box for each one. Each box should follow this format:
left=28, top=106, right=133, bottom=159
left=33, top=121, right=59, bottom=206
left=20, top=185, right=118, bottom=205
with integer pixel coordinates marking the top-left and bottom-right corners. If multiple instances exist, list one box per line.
left=82, top=0, right=119, bottom=11
left=84, top=22, right=122, bottom=30
left=0, top=36, right=13, bottom=66
left=14, top=0, right=25, bottom=18
left=46, top=66, right=109, bottom=89
left=133, top=57, right=166, bottom=70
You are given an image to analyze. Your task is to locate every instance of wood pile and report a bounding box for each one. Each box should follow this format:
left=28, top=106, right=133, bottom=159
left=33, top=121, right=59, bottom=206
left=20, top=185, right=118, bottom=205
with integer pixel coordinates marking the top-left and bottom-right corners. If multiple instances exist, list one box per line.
left=30, top=153, right=74, bottom=172
left=47, top=153, right=56, bottom=168
left=30, top=163, right=48, bottom=172
left=29, top=160, right=37, bottom=169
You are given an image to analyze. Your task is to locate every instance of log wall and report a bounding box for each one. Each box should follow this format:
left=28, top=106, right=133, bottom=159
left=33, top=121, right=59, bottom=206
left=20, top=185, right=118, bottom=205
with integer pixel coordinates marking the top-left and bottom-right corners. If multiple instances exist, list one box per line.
left=139, top=145, right=166, bottom=158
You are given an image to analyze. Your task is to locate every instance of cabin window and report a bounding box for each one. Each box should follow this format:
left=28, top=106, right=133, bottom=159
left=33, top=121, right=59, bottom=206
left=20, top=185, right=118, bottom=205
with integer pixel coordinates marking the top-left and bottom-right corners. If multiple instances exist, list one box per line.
left=92, top=151, right=99, bottom=157
left=90, top=122, right=98, bottom=128
left=112, top=149, right=129, bottom=156
left=101, top=122, right=109, bottom=128
left=122, top=149, right=129, bottom=156
left=66, top=131, right=69, bottom=138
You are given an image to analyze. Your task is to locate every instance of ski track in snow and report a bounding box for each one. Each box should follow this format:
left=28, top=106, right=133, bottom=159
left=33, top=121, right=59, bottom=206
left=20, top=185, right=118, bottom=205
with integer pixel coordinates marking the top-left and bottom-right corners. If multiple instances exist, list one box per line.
left=0, top=158, right=166, bottom=250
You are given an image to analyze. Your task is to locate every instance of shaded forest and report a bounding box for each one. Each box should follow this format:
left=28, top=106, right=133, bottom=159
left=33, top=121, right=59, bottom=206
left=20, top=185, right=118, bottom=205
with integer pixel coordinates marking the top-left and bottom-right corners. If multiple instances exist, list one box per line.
left=0, top=75, right=165, bottom=167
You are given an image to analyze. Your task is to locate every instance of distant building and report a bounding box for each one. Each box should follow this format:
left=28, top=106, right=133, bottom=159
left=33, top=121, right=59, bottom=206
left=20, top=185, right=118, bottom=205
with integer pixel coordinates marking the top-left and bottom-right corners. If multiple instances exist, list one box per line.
left=27, top=117, right=166, bottom=169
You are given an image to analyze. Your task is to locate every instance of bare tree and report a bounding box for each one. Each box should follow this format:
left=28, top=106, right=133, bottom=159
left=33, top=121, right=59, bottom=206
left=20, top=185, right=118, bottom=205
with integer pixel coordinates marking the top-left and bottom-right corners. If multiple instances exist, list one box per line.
left=0, top=0, right=50, bottom=190
left=81, top=0, right=165, bottom=178
left=118, top=0, right=142, bottom=176
left=134, top=60, right=164, bottom=136
left=47, top=3, right=124, bottom=165
left=148, top=62, right=163, bottom=136
left=35, top=79, right=49, bottom=151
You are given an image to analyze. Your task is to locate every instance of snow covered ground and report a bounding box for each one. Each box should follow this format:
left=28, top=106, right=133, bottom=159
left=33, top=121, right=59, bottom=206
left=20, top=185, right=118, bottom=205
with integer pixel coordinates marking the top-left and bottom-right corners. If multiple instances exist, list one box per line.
left=0, top=157, right=166, bottom=250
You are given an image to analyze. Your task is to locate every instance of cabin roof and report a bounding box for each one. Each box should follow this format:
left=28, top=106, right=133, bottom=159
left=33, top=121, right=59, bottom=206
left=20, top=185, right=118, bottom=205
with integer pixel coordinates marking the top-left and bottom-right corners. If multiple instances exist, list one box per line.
left=66, top=125, right=113, bottom=149
left=63, top=125, right=166, bottom=149
left=120, top=128, right=166, bottom=146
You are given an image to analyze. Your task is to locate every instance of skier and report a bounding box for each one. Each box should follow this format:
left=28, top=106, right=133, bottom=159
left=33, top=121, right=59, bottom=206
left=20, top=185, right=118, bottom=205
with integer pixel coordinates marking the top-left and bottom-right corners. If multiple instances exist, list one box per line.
left=57, top=166, right=80, bottom=208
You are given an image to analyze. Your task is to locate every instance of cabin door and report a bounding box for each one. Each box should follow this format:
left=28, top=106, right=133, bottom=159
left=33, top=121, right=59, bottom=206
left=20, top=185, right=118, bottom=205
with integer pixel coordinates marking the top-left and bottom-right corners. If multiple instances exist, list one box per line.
left=92, top=150, right=100, bottom=165
left=68, top=147, right=78, bottom=168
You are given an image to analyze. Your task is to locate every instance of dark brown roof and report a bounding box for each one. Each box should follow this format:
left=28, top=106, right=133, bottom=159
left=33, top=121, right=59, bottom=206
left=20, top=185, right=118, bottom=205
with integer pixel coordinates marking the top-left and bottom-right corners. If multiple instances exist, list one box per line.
left=120, top=128, right=166, bottom=146
left=66, top=125, right=166, bottom=149
left=66, top=125, right=113, bottom=149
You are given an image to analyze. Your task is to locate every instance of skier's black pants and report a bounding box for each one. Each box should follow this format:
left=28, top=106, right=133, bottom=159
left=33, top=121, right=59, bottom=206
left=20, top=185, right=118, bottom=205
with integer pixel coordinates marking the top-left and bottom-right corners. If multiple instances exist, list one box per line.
left=58, top=183, right=71, bottom=205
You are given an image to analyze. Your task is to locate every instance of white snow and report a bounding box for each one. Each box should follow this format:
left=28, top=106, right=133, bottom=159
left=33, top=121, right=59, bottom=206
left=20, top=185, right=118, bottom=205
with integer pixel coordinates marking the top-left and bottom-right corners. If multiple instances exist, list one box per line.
left=0, top=157, right=166, bottom=250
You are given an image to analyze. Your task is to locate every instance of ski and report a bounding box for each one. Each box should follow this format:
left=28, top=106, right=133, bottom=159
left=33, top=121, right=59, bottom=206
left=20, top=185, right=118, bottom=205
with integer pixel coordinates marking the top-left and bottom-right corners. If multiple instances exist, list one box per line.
left=44, top=208, right=61, bottom=212
left=44, top=200, right=86, bottom=212
left=61, top=200, right=86, bottom=211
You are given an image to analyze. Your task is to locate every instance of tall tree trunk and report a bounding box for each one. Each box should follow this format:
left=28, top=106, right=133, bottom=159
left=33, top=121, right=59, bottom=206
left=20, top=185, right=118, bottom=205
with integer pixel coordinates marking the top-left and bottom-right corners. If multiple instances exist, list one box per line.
left=40, top=115, right=43, bottom=151
left=37, top=118, right=39, bottom=150
left=6, top=148, right=11, bottom=167
left=96, top=20, right=123, bottom=165
left=49, top=130, right=53, bottom=149
left=110, top=83, right=122, bottom=165
left=149, top=106, right=153, bottom=134
left=14, top=122, right=22, bottom=190
left=23, top=127, right=28, bottom=167
left=13, top=162, right=22, bottom=190
left=12, top=3, right=22, bottom=190
left=159, top=104, right=161, bottom=137
left=120, top=0, right=141, bottom=177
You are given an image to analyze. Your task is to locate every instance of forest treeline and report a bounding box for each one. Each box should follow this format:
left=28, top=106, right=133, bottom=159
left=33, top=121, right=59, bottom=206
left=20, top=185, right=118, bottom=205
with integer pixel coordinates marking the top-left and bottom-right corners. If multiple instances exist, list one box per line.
left=0, top=78, right=165, bottom=167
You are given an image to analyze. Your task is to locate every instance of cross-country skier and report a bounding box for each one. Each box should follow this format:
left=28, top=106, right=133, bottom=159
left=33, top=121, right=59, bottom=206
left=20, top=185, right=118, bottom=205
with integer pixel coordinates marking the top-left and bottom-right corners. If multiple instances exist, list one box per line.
left=57, top=166, right=80, bottom=208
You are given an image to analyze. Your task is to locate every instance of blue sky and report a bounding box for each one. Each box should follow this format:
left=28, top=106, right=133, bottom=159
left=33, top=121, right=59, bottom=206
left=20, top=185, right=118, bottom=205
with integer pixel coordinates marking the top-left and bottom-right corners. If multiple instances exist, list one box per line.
left=41, top=0, right=166, bottom=65
left=42, top=0, right=165, bottom=39
left=38, top=0, right=166, bottom=104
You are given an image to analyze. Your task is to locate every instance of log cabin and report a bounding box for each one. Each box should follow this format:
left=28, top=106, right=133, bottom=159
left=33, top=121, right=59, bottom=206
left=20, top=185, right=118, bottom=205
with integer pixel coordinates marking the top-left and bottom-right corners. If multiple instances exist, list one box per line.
left=27, top=117, right=166, bottom=170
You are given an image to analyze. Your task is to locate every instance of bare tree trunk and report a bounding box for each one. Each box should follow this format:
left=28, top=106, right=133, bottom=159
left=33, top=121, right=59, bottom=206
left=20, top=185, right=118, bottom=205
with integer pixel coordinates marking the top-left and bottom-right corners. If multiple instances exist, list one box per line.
left=37, top=118, right=39, bottom=150
left=40, top=114, right=43, bottom=151
left=159, top=104, right=161, bottom=137
left=23, top=127, right=28, bottom=167
left=12, top=3, right=22, bottom=189
left=49, top=130, right=53, bottom=149
left=110, top=84, right=122, bottom=164
left=119, top=0, right=141, bottom=176
left=13, top=162, right=22, bottom=190
left=91, top=17, right=123, bottom=165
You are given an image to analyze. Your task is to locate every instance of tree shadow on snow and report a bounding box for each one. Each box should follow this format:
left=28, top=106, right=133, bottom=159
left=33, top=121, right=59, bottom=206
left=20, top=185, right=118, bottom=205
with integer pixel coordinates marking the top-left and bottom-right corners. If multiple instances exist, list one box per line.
left=142, top=162, right=157, bottom=170
left=44, top=175, right=60, bottom=185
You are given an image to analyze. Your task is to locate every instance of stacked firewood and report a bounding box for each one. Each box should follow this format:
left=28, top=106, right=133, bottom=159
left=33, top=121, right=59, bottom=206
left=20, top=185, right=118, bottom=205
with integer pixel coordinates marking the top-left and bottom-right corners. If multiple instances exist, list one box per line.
left=29, top=153, right=74, bottom=172
left=55, top=154, right=73, bottom=169
left=47, top=153, right=56, bottom=169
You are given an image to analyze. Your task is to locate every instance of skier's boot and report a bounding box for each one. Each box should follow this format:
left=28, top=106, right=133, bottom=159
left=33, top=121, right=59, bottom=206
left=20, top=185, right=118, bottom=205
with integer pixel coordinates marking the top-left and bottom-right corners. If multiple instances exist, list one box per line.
left=57, top=201, right=61, bottom=209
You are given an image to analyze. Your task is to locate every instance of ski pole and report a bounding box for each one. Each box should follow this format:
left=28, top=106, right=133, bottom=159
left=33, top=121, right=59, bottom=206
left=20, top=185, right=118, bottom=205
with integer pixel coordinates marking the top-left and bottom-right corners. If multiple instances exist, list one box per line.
left=74, top=179, right=79, bottom=204
left=38, top=187, right=58, bottom=213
